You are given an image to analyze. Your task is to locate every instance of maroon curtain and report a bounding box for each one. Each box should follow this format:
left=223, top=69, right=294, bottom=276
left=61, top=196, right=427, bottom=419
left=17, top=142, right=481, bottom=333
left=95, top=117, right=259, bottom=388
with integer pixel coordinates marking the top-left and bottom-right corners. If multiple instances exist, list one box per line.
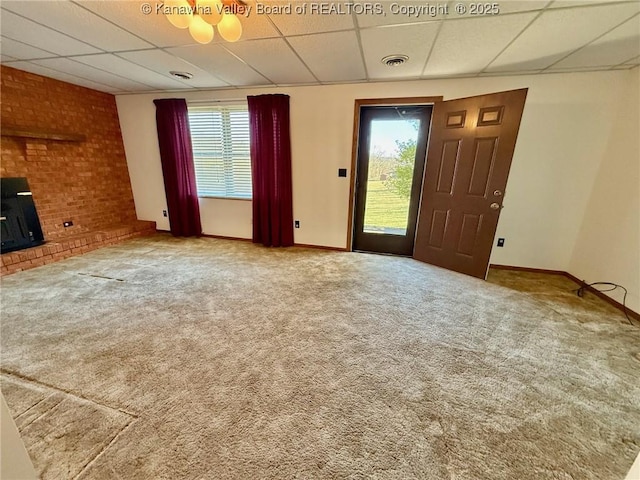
left=248, top=94, right=294, bottom=247
left=153, top=98, right=201, bottom=237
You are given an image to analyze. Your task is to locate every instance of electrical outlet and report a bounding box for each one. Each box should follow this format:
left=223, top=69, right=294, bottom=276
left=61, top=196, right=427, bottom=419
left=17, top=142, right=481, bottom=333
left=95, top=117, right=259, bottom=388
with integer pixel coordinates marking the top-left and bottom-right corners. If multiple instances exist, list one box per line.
left=163, top=210, right=168, bottom=217
left=294, top=220, right=300, bottom=228
left=497, top=238, right=505, bottom=247
left=63, top=221, right=73, bottom=228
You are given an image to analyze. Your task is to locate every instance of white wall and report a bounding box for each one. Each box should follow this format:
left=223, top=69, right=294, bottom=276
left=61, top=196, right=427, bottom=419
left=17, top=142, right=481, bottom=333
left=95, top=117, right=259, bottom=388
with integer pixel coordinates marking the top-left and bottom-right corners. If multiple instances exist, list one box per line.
left=626, top=450, right=640, bottom=480
left=116, top=70, right=633, bottom=271
left=568, top=69, right=639, bottom=313
left=1, top=393, right=37, bottom=480
left=199, top=197, right=252, bottom=239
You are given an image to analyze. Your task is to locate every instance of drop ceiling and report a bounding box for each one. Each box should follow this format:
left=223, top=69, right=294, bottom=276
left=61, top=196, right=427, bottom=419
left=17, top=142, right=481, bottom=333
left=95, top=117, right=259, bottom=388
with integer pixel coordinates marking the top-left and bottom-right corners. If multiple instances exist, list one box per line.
left=0, top=0, right=638, bottom=94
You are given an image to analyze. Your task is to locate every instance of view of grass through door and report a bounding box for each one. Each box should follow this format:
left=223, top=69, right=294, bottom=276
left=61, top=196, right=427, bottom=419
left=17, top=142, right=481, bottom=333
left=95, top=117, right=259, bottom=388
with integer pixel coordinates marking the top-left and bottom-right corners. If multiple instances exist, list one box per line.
left=363, top=118, right=419, bottom=235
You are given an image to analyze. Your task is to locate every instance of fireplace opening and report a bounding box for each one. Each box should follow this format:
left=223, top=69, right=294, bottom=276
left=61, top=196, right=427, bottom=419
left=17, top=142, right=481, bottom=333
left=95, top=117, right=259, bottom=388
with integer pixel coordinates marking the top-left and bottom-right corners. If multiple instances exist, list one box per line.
left=1, top=177, right=45, bottom=254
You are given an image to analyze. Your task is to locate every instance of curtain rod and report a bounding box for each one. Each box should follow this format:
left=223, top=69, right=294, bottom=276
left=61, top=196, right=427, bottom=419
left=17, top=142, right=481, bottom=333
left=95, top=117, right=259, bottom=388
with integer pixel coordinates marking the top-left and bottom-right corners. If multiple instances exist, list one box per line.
left=187, top=98, right=247, bottom=105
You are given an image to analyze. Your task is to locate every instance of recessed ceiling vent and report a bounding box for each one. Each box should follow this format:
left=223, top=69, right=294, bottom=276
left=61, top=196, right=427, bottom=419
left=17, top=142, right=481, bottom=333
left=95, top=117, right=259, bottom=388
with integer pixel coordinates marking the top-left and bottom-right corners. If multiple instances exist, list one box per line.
left=381, top=55, right=409, bottom=67
left=170, top=71, right=194, bottom=80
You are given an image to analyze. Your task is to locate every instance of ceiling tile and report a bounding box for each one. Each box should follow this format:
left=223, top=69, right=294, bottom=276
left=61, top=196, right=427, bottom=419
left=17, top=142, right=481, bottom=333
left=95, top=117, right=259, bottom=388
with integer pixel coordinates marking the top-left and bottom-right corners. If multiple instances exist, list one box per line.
left=0, top=9, right=100, bottom=56
left=550, top=15, right=640, bottom=68
left=0, top=36, right=56, bottom=60
left=72, top=53, right=192, bottom=90
left=2, top=1, right=154, bottom=51
left=357, top=1, right=548, bottom=28
left=425, top=13, right=537, bottom=76
left=361, top=23, right=440, bottom=79
left=116, top=49, right=229, bottom=88
left=486, top=0, right=552, bottom=14
left=32, top=57, right=153, bottom=91
left=166, top=44, right=271, bottom=86
left=2, top=60, right=122, bottom=92
left=287, top=30, right=366, bottom=82
left=543, top=65, right=615, bottom=72
left=267, top=1, right=355, bottom=35
left=478, top=69, right=542, bottom=77
left=548, top=0, right=634, bottom=8
left=623, top=55, right=640, bottom=64
left=449, top=0, right=550, bottom=18
left=487, top=2, right=640, bottom=71
left=217, top=2, right=281, bottom=41
left=224, top=38, right=316, bottom=84
left=80, top=1, right=198, bottom=48
left=356, top=1, right=449, bottom=28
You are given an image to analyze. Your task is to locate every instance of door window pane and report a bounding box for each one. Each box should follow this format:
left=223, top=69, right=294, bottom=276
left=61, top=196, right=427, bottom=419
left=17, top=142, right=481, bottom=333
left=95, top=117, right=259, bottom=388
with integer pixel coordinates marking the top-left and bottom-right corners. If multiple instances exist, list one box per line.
left=363, top=118, right=419, bottom=235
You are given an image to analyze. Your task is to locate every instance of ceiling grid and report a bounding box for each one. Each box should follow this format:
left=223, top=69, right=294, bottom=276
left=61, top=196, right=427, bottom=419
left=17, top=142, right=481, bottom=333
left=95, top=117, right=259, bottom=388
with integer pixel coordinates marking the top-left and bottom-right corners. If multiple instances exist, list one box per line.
left=0, top=0, right=637, bottom=93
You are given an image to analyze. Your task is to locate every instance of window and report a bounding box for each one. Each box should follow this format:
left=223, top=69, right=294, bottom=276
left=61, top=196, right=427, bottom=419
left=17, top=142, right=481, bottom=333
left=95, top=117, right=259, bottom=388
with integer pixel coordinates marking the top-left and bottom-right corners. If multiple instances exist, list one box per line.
left=188, top=103, right=252, bottom=199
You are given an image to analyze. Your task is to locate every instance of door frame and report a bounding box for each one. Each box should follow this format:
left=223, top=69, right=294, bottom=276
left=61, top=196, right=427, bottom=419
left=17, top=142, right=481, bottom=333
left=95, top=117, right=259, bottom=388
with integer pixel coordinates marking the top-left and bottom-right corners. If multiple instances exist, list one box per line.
left=347, top=96, right=443, bottom=252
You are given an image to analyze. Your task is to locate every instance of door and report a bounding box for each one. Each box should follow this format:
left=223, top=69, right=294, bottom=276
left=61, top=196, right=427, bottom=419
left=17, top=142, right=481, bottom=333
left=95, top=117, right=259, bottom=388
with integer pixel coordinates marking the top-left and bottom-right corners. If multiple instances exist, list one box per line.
left=413, top=89, right=528, bottom=278
left=353, top=106, right=432, bottom=255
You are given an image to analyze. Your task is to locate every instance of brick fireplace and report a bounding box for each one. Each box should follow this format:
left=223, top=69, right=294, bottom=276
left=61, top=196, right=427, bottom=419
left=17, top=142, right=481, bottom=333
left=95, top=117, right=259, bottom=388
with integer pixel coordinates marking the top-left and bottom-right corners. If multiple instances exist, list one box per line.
left=0, top=66, right=155, bottom=275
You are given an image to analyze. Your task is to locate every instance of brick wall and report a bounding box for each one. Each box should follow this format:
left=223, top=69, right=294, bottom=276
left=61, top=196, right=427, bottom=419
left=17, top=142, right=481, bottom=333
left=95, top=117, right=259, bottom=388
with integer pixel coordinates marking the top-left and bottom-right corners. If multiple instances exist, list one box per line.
left=1, top=65, right=138, bottom=240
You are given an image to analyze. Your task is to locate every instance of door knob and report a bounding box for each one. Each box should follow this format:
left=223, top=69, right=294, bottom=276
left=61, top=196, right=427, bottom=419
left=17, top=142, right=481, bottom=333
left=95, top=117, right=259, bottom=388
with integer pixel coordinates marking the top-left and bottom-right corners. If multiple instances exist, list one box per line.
left=490, top=202, right=501, bottom=210
left=493, top=190, right=503, bottom=196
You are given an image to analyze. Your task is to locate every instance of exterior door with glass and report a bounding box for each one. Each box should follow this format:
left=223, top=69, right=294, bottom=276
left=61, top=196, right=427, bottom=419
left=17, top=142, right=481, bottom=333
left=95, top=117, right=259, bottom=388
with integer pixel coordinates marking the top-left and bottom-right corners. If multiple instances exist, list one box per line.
left=352, top=105, right=432, bottom=256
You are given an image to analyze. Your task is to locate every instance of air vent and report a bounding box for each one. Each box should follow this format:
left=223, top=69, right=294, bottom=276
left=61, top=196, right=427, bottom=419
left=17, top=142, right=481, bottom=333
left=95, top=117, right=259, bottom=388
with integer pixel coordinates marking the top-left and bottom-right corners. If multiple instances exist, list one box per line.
left=381, top=55, right=409, bottom=67
left=170, top=71, right=193, bottom=80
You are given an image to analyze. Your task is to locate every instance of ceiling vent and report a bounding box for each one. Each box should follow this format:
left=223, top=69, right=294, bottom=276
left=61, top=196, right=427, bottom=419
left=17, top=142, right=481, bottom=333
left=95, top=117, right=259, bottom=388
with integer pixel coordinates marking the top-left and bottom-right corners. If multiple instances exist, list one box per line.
left=381, top=55, right=409, bottom=67
left=170, top=71, right=194, bottom=80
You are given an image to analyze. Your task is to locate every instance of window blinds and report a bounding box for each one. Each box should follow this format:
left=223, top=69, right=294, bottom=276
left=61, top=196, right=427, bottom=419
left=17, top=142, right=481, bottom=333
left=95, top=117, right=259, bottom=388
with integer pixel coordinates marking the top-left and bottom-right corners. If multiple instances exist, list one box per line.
left=187, top=104, right=252, bottom=199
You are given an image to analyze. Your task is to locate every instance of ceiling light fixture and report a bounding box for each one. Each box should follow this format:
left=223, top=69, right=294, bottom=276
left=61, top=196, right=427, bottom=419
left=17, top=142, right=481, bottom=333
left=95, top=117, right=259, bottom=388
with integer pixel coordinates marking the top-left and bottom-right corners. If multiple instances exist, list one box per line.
left=166, top=0, right=193, bottom=29
left=189, top=14, right=215, bottom=44
left=164, top=0, right=244, bottom=44
left=382, top=55, right=409, bottom=67
left=217, top=11, right=243, bottom=42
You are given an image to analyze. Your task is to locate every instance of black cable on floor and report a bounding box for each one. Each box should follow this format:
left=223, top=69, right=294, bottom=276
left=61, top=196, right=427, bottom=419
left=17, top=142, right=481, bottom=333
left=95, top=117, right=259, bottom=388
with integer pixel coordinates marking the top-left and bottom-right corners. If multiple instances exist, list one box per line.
left=574, top=281, right=634, bottom=326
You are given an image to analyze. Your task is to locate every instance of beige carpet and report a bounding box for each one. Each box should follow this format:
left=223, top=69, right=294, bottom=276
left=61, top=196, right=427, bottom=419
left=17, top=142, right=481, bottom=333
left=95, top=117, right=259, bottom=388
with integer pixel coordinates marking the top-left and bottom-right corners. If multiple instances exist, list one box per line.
left=1, top=234, right=638, bottom=479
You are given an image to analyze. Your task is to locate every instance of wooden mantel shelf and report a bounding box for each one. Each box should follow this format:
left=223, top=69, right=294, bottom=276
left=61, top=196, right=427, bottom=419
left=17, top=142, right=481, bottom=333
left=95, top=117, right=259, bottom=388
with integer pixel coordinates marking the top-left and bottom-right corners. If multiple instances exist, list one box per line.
left=1, top=126, right=86, bottom=143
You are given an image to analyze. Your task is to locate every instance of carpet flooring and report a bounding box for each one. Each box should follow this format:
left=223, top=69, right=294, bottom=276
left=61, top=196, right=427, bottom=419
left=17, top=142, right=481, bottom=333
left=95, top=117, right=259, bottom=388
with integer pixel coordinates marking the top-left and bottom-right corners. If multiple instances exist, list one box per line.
left=1, top=234, right=639, bottom=479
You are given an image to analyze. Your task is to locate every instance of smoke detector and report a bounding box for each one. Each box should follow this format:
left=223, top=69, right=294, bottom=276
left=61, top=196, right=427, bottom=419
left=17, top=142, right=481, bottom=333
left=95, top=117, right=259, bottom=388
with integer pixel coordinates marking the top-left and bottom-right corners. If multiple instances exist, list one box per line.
left=170, top=71, right=194, bottom=80
left=381, top=55, right=409, bottom=67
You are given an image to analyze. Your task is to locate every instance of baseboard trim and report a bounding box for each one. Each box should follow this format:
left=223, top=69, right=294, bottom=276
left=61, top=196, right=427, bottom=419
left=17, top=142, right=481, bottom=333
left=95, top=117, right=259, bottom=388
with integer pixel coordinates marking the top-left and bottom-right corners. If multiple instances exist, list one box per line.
left=155, top=231, right=252, bottom=243
left=490, top=264, right=639, bottom=322
left=562, top=271, right=588, bottom=286
left=294, top=243, right=348, bottom=252
left=490, top=264, right=567, bottom=276
left=201, top=236, right=347, bottom=251
left=200, top=234, right=252, bottom=242
left=196, top=234, right=348, bottom=251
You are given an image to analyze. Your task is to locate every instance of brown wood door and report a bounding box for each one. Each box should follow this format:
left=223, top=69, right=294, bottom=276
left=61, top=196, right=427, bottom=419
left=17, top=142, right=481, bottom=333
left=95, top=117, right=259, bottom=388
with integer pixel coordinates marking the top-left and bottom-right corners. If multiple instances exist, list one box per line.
left=413, top=89, right=528, bottom=278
